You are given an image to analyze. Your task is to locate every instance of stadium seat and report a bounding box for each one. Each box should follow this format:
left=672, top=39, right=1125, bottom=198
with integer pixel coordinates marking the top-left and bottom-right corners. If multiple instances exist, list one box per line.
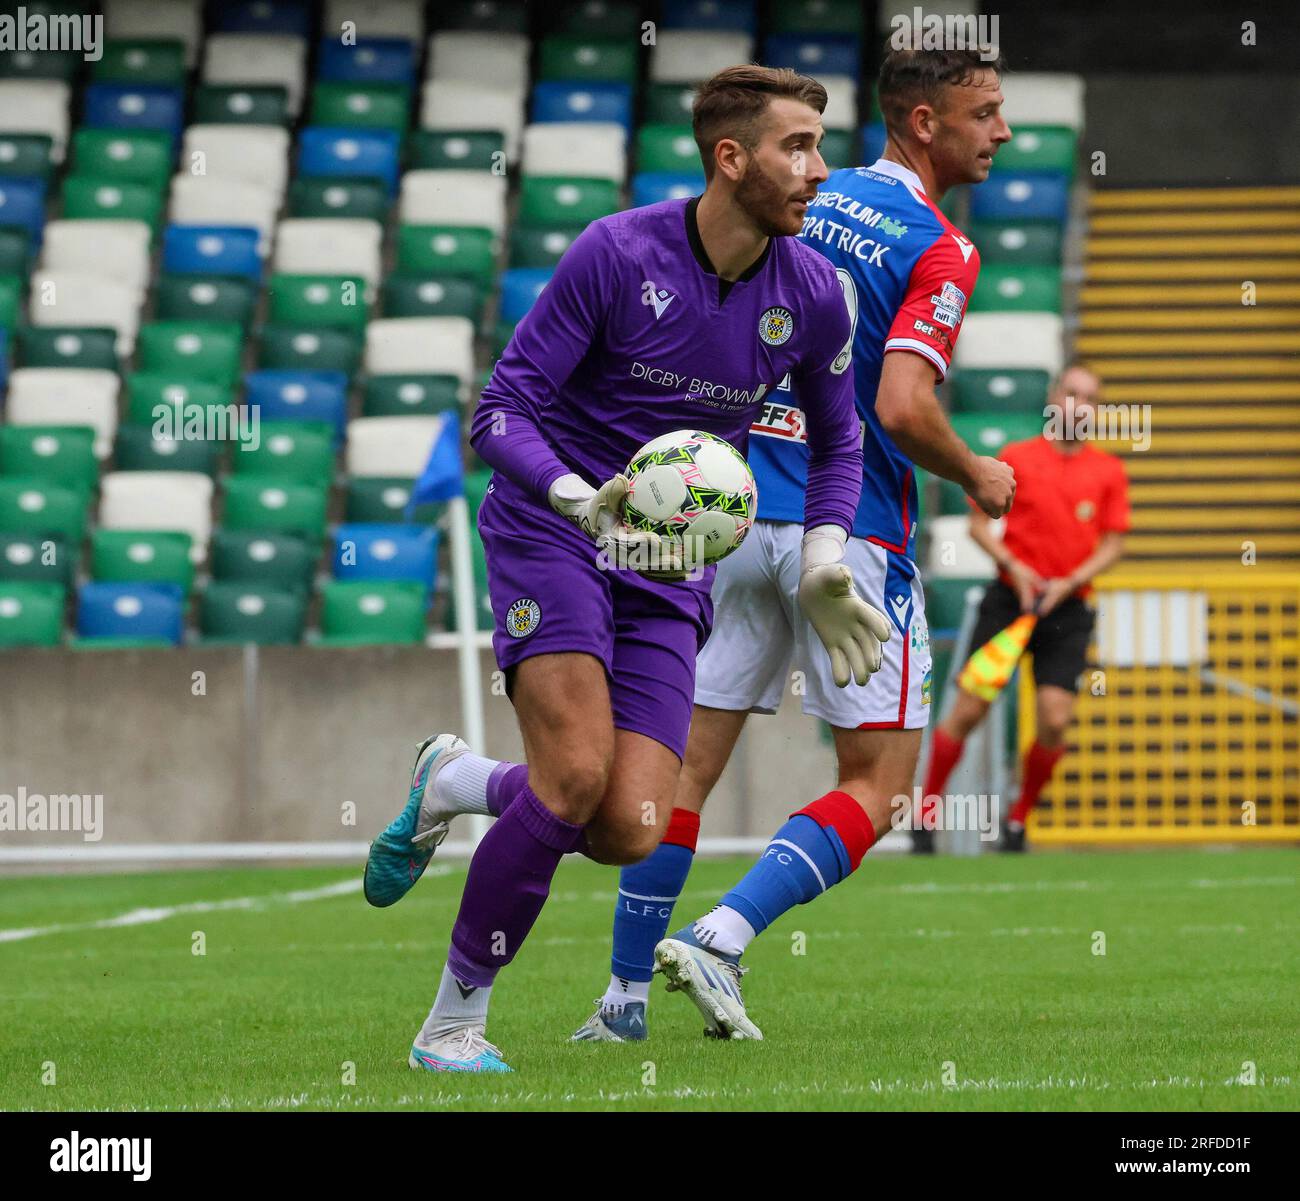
left=971, top=173, right=1070, bottom=224
left=99, top=472, right=215, bottom=559
left=0, top=45, right=80, bottom=82
left=169, top=175, right=280, bottom=247
left=257, top=325, right=363, bottom=376
left=968, top=265, right=1062, bottom=313
left=992, top=125, right=1078, bottom=179
left=381, top=275, right=482, bottom=323
left=0, top=532, right=72, bottom=587
left=231, top=422, right=336, bottom=485
left=331, top=523, right=439, bottom=593
left=631, top=173, right=703, bottom=207
left=91, top=529, right=195, bottom=592
left=498, top=268, right=552, bottom=325
left=267, top=274, right=370, bottom=330
left=1000, top=73, right=1085, bottom=133
left=531, top=82, right=632, bottom=133
left=537, top=34, right=637, bottom=85
left=323, top=0, right=425, bottom=42
left=362, top=374, right=460, bottom=417
left=318, top=38, right=416, bottom=87
left=15, top=327, right=119, bottom=372
left=0, top=227, right=30, bottom=276
left=0, top=132, right=55, bottom=180
left=154, top=274, right=259, bottom=327
left=419, top=80, right=524, bottom=161
left=953, top=314, right=1064, bottom=374
left=925, top=514, right=998, bottom=579
left=211, top=0, right=312, bottom=37
left=0, top=80, right=71, bottom=160
left=637, top=124, right=702, bottom=174
left=0, top=425, right=98, bottom=488
left=519, top=177, right=620, bottom=228
left=644, top=81, right=697, bottom=124
left=288, top=177, right=390, bottom=221
left=210, top=529, right=316, bottom=593
left=182, top=124, right=291, bottom=198
left=193, top=84, right=292, bottom=126
left=523, top=123, right=627, bottom=183
left=948, top=368, right=1052, bottom=415
left=951, top=412, right=1045, bottom=457
left=319, top=579, right=427, bottom=645
left=650, top=32, right=752, bottom=82
left=550, top=0, right=641, bottom=35
left=113, top=424, right=220, bottom=475
left=394, top=226, right=495, bottom=290
left=819, top=128, right=857, bottom=171
left=272, top=218, right=383, bottom=286
left=70, top=128, right=173, bottom=189
left=203, top=34, right=309, bottom=116
left=5, top=368, right=120, bottom=458
left=93, top=39, right=188, bottom=87
left=161, top=226, right=262, bottom=280
left=39, top=219, right=153, bottom=297
left=0, top=176, right=48, bottom=242
left=763, top=34, right=860, bottom=79
left=105, top=0, right=203, bottom=65
left=244, top=371, right=350, bottom=441
left=399, top=170, right=507, bottom=234
left=0, top=478, right=90, bottom=544
left=27, top=271, right=140, bottom=354
left=346, top=416, right=445, bottom=478
left=509, top=225, right=582, bottom=269
left=345, top=477, right=417, bottom=522
left=60, top=175, right=165, bottom=234
left=363, top=318, right=475, bottom=383
left=0, top=274, right=19, bottom=331
left=819, top=76, right=859, bottom=131
left=426, top=33, right=530, bottom=96
left=200, top=581, right=306, bottom=644
left=221, top=476, right=328, bottom=544
left=123, top=374, right=236, bottom=429
left=76, top=581, right=184, bottom=645
left=297, top=127, right=401, bottom=194
left=0, top=581, right=65, bottom=646
left=967, top=220, right=1064, bottom=266
left=82, top=84, right=185, bottom=143
left=136, top=321, right=243, bottom=387
left=924, top=577, right=985, bottom=633
left=407, top=129, right=505, bottom=173
left=311, top=81, right=412, bottom=132
left=660, top=0, right=755, bottom=32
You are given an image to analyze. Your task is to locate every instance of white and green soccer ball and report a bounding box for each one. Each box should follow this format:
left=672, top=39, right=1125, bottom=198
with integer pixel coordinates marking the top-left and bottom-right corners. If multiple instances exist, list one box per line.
left=623, top=429, right=758, bottom=568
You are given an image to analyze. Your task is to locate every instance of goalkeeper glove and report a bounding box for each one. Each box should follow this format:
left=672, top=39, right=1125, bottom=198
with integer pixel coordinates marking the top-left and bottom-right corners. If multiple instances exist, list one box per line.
left=548, top=472, right=686, bottom=579
left=797, top=524, right=893, bottom=688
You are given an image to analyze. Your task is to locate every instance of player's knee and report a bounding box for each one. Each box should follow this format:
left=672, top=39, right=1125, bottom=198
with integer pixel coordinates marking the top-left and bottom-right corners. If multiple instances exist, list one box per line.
left=585, top=818, right=660, bottom=866
left=543, top=757, right=611, bottom=824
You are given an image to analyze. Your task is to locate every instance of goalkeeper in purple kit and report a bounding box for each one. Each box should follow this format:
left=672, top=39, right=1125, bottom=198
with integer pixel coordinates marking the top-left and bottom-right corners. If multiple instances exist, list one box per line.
left=361, top=66, right=892, bottom=1072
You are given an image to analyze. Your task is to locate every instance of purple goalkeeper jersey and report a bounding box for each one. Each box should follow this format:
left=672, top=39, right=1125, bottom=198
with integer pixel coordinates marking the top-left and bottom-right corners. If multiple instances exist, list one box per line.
left=469, top=197, right=863, bottom=534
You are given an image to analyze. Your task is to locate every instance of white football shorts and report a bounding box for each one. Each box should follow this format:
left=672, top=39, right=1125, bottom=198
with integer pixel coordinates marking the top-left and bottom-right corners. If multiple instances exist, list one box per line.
left=695, top=519, right=933, bottom=729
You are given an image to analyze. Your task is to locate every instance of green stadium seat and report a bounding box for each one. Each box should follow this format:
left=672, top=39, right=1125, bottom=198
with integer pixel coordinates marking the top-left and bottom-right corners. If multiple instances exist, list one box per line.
left=550, top=0, right=640, bottom=36
left=69, top=636, right=176, bottom=650
left=311, top=81, right=411, bottom=132
left=395, top=226, right=496, bottom=291
left=948, top=368, right=1052, bottom=414
left=136, top=321, right=244, bottom=386
left=769, top=0, right=865, bottom=34
left=382, top=275, right=482, bottom=322
left=257, top=324, right=363, bottom=376
left=968, top=220, right=1064, bottom=267
left=0, top=48, right=78, bottom=81
left=0, top=581, right=64, bottom=646
left=91, top=529, right=194, bottom=592
left=93, top=39, right=186, bottom=86
left=60, top=175, right=164, bottom=232
left=124, top=374, right=237, bottom=429
left=637, top=124, right=701, bottom=174
left=287, top=177, right=390, bottom=221
left=154, top=274, right=259, bottom=328
left=950, top=412, right=1045, bottom=457
left=222, top=477, right=329, bottom=544
left=193, top=84, right=291, bottom=126
left=0, top=532, right=72, bottom=586
left=0, top=273, right=20, bottom=331
left=407, top=129, right=505, bottom=173
left=0, top=226, right=30, bottom=275
left=113, top=424, right=220, bottom=475
left=435, top=0, right=528, bottom=31
left=991, top=125, right=1078, bottom=178
left=210, top=529, right=315, bottom=593
left=319, top=580, right=427, bottom=645
left=16, top=326, right=119, bottom=371
left=230, top=422, right=335, bottom=486
left=200, top=582, right=306, bottom=645
left=538, top=35, right=637, bottom=84
left=267, top=274, right=369, bottom=330
left=0, top=425, right=97, bottom=488
left=819, top=129, right=857, bottom=171
left=968, top=264, right=1062, bottom=313
left=345, top=477, right=418, bottom=522
left=519, top=177, right=620, bottom=229
left=70, top=128, right=173, bottom=190
left=0, top=478, right=89, bottom=545
left=924, top=577, right=986, bottom=632
left=644, top=82, right=696, bottom=124
left=362, top=374, right=460, bottom=418
left=0, top=132, right=54, bottom=180
left=509, top=224, right=582, bottom=269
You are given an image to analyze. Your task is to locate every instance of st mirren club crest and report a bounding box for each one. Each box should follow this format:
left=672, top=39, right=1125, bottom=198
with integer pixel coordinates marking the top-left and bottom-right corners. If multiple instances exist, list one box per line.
left=505, top=597, right=541, bottom=638
left=758, top=306, right=794, bottom=346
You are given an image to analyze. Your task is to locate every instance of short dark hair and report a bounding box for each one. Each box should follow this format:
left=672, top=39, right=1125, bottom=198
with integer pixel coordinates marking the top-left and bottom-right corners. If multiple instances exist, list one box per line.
left=877, top=48, right=1005, bottom=139
left=692, top=64, right=827, bottom=182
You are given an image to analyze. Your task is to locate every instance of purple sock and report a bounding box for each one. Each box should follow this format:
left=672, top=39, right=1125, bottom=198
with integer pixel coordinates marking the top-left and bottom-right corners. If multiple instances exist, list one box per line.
left=447, top=784, right=585, bottom=987
left=485, top=761, right=528, bottom=818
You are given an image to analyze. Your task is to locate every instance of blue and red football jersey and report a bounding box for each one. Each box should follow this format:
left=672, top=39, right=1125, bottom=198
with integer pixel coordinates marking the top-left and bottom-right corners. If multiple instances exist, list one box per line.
left=748, top=158, right=982, bottom=559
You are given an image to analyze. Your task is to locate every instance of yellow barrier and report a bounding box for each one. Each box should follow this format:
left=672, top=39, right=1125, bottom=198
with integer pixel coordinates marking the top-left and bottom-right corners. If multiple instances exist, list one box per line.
left=1019, top=572, right=1300, bottom=843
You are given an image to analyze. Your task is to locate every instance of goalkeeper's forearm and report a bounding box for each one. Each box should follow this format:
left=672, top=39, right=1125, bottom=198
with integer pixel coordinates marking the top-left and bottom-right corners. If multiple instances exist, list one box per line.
left=469, top=385, right=571, bottom=504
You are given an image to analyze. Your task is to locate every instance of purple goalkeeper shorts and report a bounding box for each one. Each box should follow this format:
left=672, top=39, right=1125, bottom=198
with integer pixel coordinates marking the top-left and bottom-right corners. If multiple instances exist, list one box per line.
left=478, top=475, right=714, bottom=760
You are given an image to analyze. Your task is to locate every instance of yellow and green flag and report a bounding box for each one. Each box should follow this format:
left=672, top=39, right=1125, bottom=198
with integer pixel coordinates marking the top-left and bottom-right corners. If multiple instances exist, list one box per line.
left=956, top=613, right=1038, bottom=702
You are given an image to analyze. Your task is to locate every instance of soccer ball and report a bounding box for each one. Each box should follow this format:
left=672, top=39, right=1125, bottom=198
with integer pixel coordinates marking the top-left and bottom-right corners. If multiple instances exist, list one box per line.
left=622, top=429, right=757, bottom=568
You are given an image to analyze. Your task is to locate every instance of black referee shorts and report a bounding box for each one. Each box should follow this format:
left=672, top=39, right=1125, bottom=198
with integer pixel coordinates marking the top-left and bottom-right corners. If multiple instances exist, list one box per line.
left=967, top=580, right=1096, bottom=694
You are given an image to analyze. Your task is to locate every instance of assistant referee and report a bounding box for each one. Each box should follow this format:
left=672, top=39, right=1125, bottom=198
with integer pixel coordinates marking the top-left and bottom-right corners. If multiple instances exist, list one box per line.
left=918, top=362, right=1130, bottom=851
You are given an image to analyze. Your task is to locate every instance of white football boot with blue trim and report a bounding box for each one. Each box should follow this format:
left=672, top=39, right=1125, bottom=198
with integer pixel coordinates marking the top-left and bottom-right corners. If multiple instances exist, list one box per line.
left=655, top=928, right=763, bottom=1040
left=409, top=1025, right=512, bottom=1073
left=570, top=1000, right=648, bottom=1042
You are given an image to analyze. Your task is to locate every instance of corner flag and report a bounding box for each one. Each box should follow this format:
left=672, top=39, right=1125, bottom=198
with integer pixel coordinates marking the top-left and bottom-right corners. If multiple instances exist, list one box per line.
left=407, top=413, right=464, bottom=513
left=956, top=613, right=1038, bottom=702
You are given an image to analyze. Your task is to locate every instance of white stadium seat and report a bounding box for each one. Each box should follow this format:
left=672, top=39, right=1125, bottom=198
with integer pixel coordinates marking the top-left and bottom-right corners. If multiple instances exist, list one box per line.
left=5, top=369, right=121, bottom=459
left=1001, top=73, right=1086, bottom=133
left=0, top=80, right=70, bottom=160
left=650, top=32, right=753, bottom=83
left=953, top=314, right=1065, bottom=375
left=425, top=32, right=530, bottom=96
left=99, top=472, right=215, bottom=563
left=323, top=0, right=425, bottom=42
left=345, top=417, right=444, bottom=479
left=420, top=80, right=524, bottom=161
left=203, top=34, right=308, bottom=116
left=272, top=219, right=384, bottom=287
left=181, top=125, right=291, bottom=200
left=105, top=0, right=203, bottom=65
left=364, top=317, right=475, bottom=383
left=39, top=220, right=152, bottom=299
left=169, top=175, right=280, bottom=250
left=820, top=76, right=859, bottom=132
left=522, top=123, right=627, bottom=184
left=27, top=271, right=141, bottom=357
left=398, top=170, right=508, bottom=233
left=926, top=514, right=1000, bottom=579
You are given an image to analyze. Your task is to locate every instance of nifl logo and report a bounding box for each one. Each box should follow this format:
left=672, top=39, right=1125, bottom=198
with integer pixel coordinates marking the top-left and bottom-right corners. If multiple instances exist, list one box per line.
left=758, top=306, right=794, bottom=346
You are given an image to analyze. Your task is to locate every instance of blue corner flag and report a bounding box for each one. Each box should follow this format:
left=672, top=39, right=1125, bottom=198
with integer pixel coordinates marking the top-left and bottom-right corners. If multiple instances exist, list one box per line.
left=407, top=414, right=464, bottom=513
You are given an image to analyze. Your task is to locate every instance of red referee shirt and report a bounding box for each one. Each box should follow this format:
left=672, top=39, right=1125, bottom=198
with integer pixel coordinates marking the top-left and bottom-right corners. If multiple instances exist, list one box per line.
left=979, top=436, right=1130, bottom=598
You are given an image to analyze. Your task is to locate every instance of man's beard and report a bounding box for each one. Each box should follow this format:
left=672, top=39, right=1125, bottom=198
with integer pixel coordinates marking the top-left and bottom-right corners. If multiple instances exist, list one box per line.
left=735, top=158, right=801, bottom=237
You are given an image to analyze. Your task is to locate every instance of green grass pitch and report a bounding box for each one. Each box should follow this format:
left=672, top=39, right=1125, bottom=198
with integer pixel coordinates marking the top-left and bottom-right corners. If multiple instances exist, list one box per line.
left=2, top=848, right=1297, bottom=1111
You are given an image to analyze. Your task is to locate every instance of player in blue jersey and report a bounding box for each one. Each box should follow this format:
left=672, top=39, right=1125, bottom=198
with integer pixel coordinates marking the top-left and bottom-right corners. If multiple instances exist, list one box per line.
left=571, top=47, right=1018, bottom=1043
left=361, top=66, right=893, bottom=1072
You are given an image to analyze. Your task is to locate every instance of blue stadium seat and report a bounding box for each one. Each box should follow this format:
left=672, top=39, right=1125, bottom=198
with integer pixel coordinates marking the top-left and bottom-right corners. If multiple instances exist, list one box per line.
left=661, top=0, right=756, bottom=32
left=162, top=226, right=262, bottom=280
left=211, top=0, right=312, bottom=35
left=297, top=127, right=401, bottom=193
left=498, top=268, right=553, bottom=324
left=531, top=82, right=633, bottom=132
left=331, top=524, right=439, bottom=593
left=76, top=581, right=184, bottom=644
left=82, top=84, right=184, bottom=142
left=763, top=35, right=860, bottom=80
left=632, top=172, right=703, bottom=207
left=971, top=172, right=1070, bottom=224
left=860, top=121, right=886, bottom=164
left=0, top=176, right=46, bottom=243
left=244, top=370, right=350, bottom=442
left=317, top=38, right=416, bottom=85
